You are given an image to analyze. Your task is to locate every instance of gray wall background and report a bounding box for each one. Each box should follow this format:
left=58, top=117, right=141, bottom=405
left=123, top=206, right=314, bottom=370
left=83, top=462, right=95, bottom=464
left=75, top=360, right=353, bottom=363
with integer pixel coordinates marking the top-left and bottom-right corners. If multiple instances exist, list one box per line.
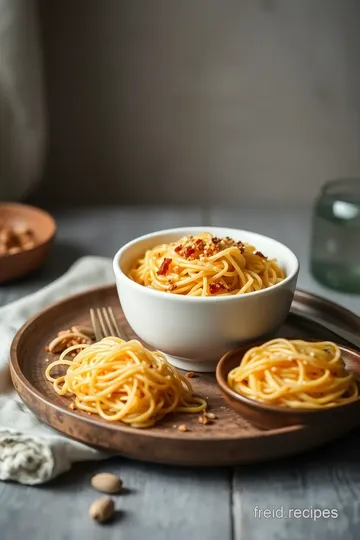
left=35, top=0, right=360, bottom=206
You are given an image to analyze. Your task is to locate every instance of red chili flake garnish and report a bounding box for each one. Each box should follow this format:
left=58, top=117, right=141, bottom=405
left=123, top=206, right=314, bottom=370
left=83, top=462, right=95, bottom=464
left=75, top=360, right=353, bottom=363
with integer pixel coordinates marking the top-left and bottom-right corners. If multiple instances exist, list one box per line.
left=209, top=282, right=227, bottom=294
left=183, top=246, right=195, bottom=258
left=255, top=251, right=267, bottom=259
left=237, top=241, right=245, bottom=254
left=174, top=244, right=182, bottom=254
left=194, top=239, right=205, bottom=251
left=157, top=257, right=172, bottom=276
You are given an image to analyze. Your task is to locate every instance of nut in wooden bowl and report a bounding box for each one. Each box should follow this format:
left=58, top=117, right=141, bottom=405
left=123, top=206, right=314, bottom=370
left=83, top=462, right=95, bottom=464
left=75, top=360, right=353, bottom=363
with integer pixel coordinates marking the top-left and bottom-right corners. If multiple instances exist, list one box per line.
left=0, top=203, right=56, bottom=283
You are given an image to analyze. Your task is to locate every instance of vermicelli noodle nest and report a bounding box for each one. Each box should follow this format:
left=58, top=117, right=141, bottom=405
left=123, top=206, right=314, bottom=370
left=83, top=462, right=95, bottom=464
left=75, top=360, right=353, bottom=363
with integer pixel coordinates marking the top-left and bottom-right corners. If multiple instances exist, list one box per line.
left=228, top=338, right=359, bottom=409
left=46, top=336, right=207, bottom=428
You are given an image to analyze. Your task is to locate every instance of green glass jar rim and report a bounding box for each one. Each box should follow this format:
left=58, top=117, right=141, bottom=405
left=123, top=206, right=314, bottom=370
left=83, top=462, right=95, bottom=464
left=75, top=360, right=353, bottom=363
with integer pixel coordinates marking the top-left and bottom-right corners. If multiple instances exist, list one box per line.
left=321, top=178, right=360, bottom=197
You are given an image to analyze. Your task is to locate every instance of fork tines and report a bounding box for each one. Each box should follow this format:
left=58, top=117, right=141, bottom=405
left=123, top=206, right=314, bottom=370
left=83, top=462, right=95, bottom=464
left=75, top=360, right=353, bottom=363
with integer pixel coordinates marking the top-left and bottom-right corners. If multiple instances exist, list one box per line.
left=90, top=307, right=124, bottom=341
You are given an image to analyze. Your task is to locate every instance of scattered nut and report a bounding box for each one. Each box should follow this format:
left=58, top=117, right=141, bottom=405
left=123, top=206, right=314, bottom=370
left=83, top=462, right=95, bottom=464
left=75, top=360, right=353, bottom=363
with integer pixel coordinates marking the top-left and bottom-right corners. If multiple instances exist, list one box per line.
left=185, top=371, right=197, bottom=378
left=8, top=247, right=21, bottom=254
left=205, top=412, right=216, bottom=420
left=91, top=473, right=123, bottom=494
left=198, top=415, right=210, bottom=425
left=46, top=328, right=93, bottom=355
left=89, top=497, right=115, bottom=523
left=69, top=403, right=77, bottom=410
left=22, top=240, right=35, bottom=250
left=178, top=424, right=187, bottom=432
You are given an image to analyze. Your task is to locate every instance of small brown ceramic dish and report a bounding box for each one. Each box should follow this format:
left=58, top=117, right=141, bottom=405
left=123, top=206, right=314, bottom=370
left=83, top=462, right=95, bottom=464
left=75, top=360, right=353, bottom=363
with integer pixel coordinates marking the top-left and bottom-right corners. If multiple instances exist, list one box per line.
left=0, top=203, right=56, bottom=283
left=216, top=339, right=360, bottom=430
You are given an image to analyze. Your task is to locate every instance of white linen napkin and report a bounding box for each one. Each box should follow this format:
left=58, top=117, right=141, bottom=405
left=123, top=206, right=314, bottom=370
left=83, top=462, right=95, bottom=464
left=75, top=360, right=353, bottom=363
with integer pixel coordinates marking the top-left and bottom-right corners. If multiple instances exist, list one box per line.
left=0, top=256, right=115, bottom=485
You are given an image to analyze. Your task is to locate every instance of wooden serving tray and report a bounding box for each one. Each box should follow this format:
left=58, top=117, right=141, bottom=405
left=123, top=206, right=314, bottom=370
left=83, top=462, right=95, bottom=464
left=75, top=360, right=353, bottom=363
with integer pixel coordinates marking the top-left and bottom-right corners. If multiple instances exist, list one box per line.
left=10, top=285, right=360, bottom=467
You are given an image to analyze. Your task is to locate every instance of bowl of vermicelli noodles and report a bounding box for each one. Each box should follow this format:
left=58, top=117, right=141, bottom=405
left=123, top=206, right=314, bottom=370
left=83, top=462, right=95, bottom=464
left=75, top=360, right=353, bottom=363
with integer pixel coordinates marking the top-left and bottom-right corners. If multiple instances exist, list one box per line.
left=113, top=227, right=299, bottom=372
left=216, top=337, right=360, bottom=429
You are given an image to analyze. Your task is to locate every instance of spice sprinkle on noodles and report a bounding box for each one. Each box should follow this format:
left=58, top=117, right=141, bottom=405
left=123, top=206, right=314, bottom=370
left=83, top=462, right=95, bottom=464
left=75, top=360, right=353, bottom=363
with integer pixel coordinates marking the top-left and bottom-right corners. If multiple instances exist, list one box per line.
left=128, top=232, right=285, bottom=296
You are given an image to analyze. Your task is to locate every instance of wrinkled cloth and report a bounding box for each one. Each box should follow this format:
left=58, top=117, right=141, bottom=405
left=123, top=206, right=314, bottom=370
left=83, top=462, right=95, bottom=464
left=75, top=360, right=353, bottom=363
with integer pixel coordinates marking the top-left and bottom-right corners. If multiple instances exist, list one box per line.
left=0, top=257, right=114, bottom=484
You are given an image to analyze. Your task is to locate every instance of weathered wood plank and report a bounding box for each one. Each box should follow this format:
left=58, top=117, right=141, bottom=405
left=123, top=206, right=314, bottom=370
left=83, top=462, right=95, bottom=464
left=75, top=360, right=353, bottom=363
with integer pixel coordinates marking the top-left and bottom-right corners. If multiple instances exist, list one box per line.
left=0, top=459, right=232, bottom=540
left=232, top=434, right=360, bottom=540
left=2, top=205, right=359, bottom=540
left=210, top=207, right=360, bottom=540
left=0, top=207, right=232, bottom=540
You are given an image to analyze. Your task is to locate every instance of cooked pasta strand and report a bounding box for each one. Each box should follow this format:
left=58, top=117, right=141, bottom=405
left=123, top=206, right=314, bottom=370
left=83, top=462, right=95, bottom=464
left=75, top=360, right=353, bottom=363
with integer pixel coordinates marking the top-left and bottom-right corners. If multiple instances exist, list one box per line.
left=128, top=233, right=285, bottom=296
left=46, top=337, right=207, bottom=428
left=228, top=338, right=359, bottom=409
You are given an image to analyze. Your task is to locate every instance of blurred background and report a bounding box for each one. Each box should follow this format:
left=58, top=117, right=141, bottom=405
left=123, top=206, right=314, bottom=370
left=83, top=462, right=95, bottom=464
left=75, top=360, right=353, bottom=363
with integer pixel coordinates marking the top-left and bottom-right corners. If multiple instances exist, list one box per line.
left=2, top=0, right=360, bottom=207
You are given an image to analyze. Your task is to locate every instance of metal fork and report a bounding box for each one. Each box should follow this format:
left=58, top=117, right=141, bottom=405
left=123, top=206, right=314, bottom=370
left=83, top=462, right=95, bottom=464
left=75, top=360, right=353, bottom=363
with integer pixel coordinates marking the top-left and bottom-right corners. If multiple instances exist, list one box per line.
left=90, top=307, right=125, bottom=341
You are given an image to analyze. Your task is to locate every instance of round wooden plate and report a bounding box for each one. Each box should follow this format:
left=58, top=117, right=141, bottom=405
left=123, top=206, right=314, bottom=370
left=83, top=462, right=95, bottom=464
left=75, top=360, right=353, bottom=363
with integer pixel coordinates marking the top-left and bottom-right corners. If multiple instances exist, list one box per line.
left=10, top=285, right=360, bottom=467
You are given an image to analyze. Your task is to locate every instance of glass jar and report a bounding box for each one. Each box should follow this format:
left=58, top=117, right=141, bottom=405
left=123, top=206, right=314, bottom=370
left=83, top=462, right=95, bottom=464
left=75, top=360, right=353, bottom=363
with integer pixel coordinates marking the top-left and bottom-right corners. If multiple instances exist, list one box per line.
left=310, top=179, right=360, bottom=293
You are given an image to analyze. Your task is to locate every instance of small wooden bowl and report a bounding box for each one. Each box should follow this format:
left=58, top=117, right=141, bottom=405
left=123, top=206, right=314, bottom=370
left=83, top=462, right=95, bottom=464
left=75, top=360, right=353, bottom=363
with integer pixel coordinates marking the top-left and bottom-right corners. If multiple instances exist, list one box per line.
left=216, top=339, right=360, bottom=430
left=0, top=203, right=56, bottom=283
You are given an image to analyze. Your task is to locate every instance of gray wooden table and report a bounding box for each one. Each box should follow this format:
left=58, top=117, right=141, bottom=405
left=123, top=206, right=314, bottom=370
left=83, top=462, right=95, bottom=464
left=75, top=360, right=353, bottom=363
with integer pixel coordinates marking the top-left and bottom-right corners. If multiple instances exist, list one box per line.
left=1, top=205, right=359, bottom=540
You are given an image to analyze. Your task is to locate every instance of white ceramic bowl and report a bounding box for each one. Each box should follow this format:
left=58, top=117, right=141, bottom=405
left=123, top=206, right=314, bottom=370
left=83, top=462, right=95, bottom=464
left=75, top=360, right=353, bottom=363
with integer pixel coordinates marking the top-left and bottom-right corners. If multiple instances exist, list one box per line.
left=113, top=227, right=299, bottom=372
